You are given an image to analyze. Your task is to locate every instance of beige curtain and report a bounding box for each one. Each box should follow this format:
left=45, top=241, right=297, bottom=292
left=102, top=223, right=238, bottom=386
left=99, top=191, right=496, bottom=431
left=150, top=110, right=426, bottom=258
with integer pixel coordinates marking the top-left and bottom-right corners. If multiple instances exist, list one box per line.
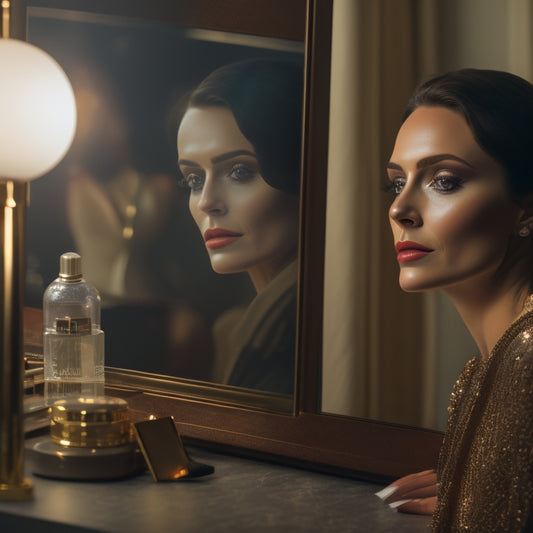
left=508, top=0, right=533, bottom=81
left=322, top=0, right=437, bottom=424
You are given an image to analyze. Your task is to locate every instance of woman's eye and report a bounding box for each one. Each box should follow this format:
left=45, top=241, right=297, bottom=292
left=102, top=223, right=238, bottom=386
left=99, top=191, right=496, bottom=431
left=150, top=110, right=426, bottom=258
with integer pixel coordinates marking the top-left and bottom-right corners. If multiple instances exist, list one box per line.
left=229, top=164, right=255, bottom=182
left=430, top=175, right=463, bottom=193
left=185, top=174, right=204, bottom=192
left=386, top=178, right=405, bottom=195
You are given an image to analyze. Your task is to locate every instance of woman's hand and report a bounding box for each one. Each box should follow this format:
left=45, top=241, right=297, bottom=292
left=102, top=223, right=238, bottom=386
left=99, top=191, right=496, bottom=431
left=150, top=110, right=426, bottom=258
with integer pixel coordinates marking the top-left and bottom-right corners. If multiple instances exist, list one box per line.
left=375, top=469, right=437, bottom=515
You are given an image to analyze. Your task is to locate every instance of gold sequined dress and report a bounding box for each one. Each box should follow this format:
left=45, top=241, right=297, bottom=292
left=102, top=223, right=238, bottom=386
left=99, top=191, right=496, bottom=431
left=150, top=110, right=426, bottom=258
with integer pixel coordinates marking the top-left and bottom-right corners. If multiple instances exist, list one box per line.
left=433, top=306, right=533, bottom=532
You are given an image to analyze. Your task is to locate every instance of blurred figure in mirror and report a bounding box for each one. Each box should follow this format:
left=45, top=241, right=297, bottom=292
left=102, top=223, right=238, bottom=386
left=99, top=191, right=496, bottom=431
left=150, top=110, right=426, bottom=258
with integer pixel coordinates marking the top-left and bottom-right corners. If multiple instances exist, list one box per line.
left=66, top=65, right=176, bottom=300
left=377, top=69, right=533, bottom=531
left=177, top=59, right=303, bottom=394
left=66, top=65, right=212, bottom=380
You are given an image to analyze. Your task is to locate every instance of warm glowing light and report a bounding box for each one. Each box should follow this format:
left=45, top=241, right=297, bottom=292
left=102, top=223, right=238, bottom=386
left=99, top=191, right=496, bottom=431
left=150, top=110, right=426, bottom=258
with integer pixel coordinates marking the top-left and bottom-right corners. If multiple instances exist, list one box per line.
left=172, top=468, right=189, bottom=479
left=0, top=39, right=76, bottom=181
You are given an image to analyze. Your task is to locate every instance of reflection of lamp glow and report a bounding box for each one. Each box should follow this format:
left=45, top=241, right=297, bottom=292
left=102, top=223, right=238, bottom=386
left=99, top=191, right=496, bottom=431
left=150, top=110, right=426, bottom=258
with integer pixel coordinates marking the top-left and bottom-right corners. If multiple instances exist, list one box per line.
left=0, top=0, right=76, bottom=501
left=172, top=467, right=189, bottom=479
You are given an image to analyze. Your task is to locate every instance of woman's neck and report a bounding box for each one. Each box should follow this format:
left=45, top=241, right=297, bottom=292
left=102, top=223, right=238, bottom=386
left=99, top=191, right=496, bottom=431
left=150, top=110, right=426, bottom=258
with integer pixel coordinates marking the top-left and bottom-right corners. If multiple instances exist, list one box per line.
left=248, top=252, right=298, bottom=293
left=444, top=277, right=531, bottom=360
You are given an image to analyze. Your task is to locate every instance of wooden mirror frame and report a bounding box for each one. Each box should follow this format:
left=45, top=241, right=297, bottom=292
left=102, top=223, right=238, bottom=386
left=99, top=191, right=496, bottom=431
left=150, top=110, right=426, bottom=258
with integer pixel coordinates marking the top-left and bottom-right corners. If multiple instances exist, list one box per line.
left=13, top=0, right=442, bottom=481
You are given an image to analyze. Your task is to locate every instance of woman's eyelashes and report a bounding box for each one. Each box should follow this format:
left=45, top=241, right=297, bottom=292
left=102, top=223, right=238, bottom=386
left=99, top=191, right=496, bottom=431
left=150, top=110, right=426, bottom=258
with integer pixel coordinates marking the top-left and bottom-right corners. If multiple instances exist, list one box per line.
left=176, top=167, right=203, bottom=191
left=384, top=176, right=406, bottom=195
left=186, top=172, right=204, bottom=191
left=429, top=174, right=464, bottom=193
left=385, top=172, right=465, bottom=196
left=228, top=163, right=257, bottom=182
left=180, top=162, right=259, bottom=192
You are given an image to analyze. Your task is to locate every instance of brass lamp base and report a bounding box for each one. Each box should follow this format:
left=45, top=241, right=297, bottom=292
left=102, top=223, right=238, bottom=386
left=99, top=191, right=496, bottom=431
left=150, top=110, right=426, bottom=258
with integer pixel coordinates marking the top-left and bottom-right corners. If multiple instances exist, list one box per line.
left=0, top=478, right=33, bottom=501
left=0, top=181, right=33, bottom=501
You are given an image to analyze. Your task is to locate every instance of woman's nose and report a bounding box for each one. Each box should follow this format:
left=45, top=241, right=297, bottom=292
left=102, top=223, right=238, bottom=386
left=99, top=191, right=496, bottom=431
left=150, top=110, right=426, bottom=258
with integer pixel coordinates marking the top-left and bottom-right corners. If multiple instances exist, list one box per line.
left=197, top=177, right=226, bottom=215
left=389, top=193, right=422, bottom=228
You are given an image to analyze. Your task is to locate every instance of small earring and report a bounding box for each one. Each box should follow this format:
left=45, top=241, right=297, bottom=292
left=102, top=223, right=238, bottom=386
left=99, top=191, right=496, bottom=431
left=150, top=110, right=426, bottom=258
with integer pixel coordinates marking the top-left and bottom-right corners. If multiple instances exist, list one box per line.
left=519, top=225, right=531, bottom=237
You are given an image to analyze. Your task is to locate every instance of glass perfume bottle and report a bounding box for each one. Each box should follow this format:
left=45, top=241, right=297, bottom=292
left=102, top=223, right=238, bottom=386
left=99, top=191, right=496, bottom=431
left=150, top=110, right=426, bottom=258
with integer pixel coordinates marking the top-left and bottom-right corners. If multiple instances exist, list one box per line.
left=43, top=252, right=104, bottom=404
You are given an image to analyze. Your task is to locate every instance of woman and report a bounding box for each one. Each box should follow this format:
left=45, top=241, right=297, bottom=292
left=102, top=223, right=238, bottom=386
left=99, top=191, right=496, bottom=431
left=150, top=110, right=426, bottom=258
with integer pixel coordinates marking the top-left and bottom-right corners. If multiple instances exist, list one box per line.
left=176, top=59, right=303, bottom=394
left=377, top=69, right=533, bottom=531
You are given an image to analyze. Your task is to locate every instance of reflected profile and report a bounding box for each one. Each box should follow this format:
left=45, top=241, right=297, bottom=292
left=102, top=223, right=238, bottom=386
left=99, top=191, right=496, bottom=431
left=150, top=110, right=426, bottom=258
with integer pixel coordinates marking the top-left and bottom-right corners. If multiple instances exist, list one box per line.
left=177, top=59, right=303, bottom=394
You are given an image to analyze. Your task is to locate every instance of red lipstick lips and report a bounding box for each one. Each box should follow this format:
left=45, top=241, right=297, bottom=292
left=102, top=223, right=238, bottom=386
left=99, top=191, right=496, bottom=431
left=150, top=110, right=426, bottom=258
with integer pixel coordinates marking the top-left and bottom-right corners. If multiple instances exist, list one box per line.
left=395, top=241, right=433, bottom=263
left=204, top=228, right=242, bottom=250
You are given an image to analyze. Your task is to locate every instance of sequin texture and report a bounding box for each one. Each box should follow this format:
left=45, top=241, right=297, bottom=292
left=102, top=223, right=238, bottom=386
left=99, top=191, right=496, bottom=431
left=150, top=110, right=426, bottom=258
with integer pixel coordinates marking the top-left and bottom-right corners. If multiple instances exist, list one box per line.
left=432, top=307, right=533, bottom=531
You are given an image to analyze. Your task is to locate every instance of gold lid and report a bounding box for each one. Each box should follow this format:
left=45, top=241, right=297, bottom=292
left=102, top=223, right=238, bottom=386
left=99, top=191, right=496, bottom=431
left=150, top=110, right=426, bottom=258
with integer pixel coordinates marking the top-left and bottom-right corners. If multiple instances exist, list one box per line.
left=50, top=396, right=134, bottom=448
left=59, top=252, right=82, bottom=281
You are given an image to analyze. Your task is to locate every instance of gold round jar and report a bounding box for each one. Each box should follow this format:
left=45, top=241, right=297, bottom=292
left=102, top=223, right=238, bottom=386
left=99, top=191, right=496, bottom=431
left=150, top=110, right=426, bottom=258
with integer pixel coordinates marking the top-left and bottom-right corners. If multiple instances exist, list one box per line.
left=26, top=396, right=145, bottom=480
left=50, top=396, right=134, bottom=447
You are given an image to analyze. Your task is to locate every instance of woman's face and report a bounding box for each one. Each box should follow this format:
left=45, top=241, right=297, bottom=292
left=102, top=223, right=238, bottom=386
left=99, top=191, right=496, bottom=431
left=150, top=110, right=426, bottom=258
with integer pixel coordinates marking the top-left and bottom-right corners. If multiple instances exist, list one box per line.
left=177, top=106, right=299, bottom=292
left=388, top=105, right=523, bottom=294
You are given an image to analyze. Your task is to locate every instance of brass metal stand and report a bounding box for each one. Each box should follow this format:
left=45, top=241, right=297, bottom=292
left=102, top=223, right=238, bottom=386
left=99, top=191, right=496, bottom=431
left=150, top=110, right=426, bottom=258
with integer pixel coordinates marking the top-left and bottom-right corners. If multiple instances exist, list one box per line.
left=1, top=1, right=9, bottom=39
left=0, top=180, right=33, bottom=500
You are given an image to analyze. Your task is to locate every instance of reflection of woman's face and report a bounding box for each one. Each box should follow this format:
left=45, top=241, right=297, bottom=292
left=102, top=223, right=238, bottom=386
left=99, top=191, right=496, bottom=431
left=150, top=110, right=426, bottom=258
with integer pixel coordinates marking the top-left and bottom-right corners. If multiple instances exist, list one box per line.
left=177, top=106, right=299, bottom=292
left=388, top=105, right=522, bottom=295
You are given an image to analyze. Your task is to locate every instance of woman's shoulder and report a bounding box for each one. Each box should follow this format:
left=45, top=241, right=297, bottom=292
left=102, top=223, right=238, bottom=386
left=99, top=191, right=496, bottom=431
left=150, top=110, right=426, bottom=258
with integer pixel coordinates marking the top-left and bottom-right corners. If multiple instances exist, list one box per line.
left=486, top=314, right=533, bottom=414
left=500, top=312, right=533, bottom=367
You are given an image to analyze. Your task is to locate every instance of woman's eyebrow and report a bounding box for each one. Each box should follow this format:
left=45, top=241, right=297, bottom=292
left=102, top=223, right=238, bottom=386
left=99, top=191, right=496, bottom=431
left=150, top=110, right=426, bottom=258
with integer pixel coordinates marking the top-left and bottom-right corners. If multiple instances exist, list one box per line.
left=212, top=150, right=256, bottom=164
left=416, top=153, right=474, bottom=169
left=386, top=154, right=474, bottom=172
left=177, top=158, right=200, bottom=167
left=178, top=150, right=257, bottom=168
left=387, top=162, right=402, bottom=171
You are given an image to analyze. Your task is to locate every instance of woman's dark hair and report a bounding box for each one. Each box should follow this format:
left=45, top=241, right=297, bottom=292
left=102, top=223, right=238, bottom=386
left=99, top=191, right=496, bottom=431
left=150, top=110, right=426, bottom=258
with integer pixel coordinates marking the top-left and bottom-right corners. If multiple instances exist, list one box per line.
left=404, top=68, right=533, bottom=199
left=182, top=58, right=303, bottom=195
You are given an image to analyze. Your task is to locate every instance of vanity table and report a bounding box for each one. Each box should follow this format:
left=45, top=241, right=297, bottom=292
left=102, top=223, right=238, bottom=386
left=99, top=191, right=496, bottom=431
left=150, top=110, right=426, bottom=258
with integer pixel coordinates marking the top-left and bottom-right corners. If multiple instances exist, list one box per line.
left=0, top=446, right=430, bottom=532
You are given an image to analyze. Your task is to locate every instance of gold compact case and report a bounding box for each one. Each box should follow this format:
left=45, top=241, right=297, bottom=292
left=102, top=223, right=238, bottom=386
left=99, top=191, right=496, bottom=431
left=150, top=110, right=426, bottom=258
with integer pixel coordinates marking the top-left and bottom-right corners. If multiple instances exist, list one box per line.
left=25, top=396, right=145, bottom=481
left=50, top=396, right=134, bottom=447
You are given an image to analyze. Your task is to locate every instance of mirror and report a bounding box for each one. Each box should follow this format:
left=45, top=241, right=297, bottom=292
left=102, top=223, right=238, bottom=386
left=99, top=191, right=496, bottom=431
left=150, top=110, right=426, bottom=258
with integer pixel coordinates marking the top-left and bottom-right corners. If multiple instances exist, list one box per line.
left=22, top=0, right=307, bottom=413
left=16, top=0, right=445, bottom=481
left=321, top=0, right=533, bottom=432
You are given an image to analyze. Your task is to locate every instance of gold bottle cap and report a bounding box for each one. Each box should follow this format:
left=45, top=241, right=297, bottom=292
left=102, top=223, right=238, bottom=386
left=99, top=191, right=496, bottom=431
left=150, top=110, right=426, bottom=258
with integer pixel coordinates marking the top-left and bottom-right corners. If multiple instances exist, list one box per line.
left=59, top=252, right=83, bottom=281
left=50, top=396, right=134, bottom=448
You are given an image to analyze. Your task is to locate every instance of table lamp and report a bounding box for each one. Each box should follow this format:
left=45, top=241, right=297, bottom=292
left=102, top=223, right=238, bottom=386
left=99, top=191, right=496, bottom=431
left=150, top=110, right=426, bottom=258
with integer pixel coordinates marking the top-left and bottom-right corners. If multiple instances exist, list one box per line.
left=0, top=0, right=76, bottom=500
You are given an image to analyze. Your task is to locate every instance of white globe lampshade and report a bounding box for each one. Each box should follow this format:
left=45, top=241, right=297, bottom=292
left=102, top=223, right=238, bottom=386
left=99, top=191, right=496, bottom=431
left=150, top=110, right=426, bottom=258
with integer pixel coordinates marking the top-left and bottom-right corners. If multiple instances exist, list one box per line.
left=0, top=39, right=76, bottom=181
